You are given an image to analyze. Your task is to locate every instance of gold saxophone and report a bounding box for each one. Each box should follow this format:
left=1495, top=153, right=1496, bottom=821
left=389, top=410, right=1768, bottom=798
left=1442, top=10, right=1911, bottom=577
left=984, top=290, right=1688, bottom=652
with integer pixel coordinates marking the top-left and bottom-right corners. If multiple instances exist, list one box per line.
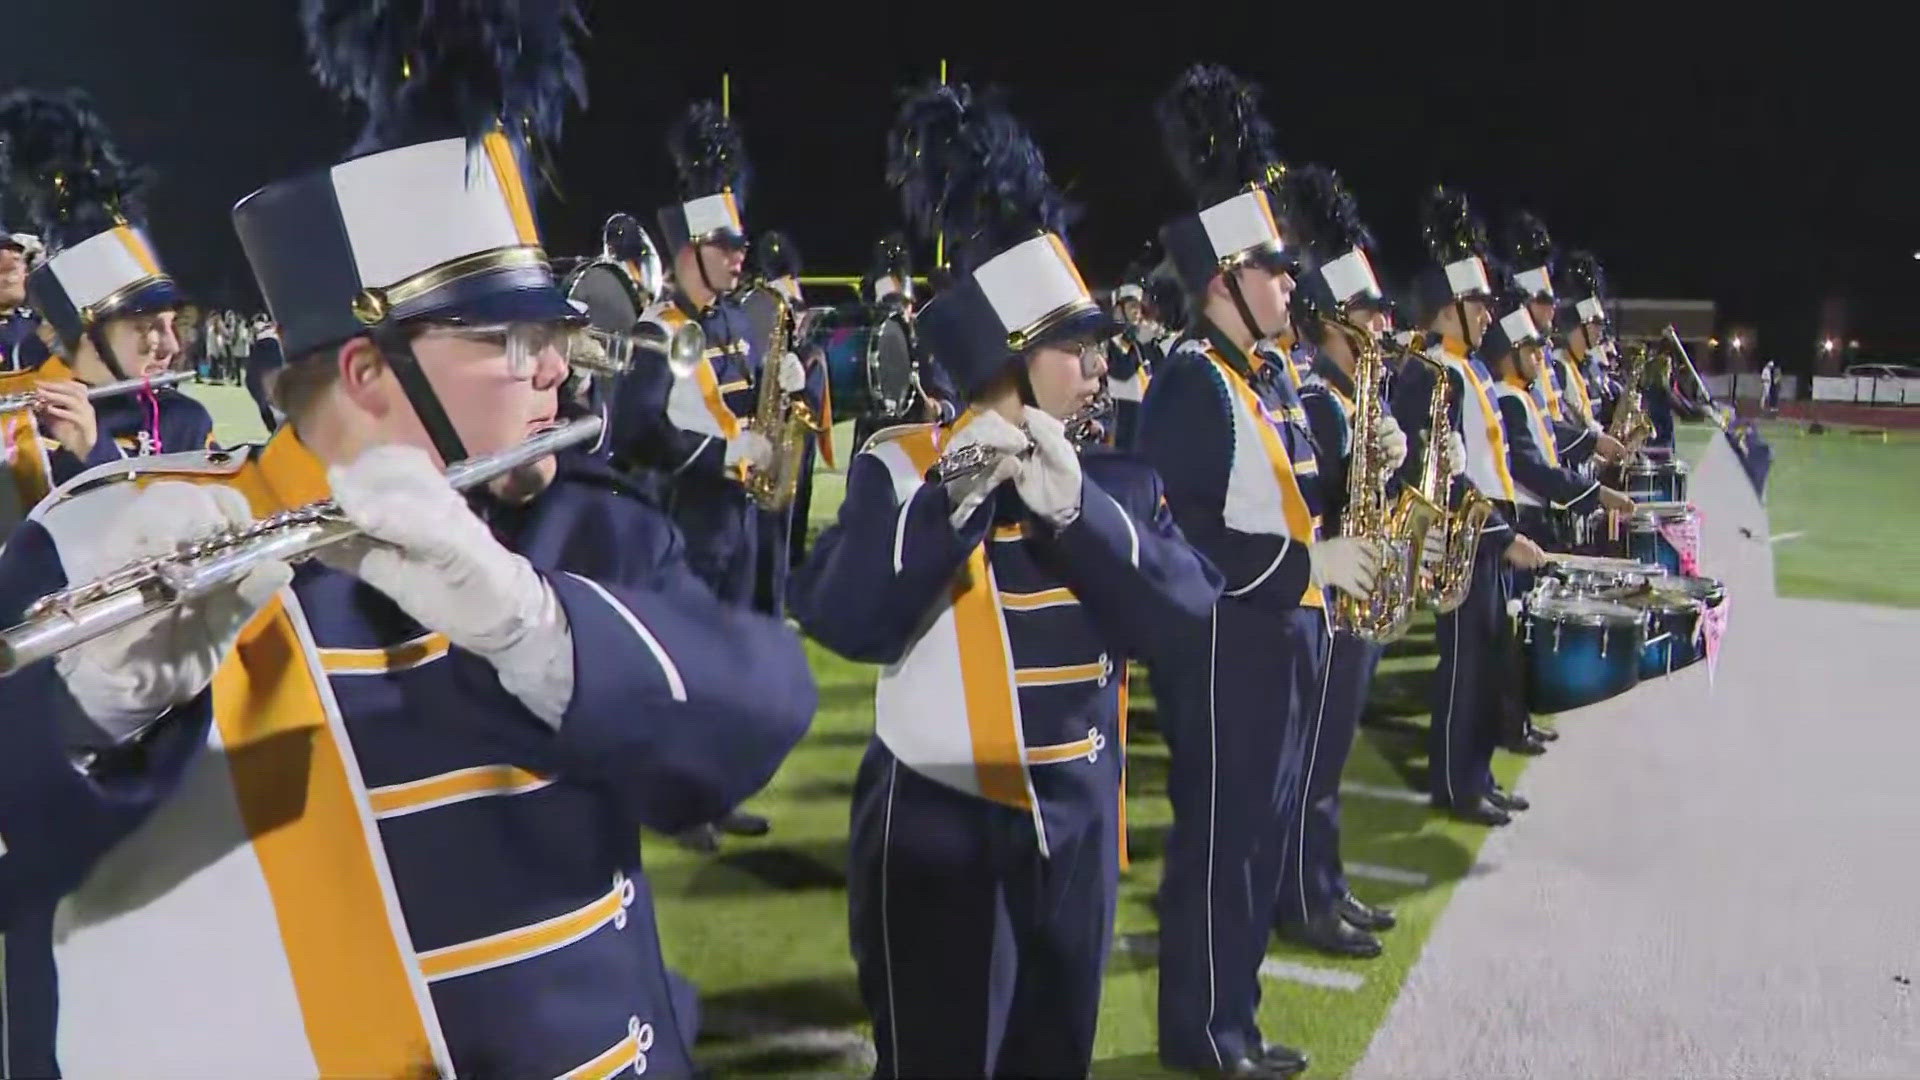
left=1408, top=344, right=1493, bottom=613
left=1326, top=317, right=1441, bottom=643
left=743, top=282, right=820, bottom=511
left=1606, top=341, right=1657, bottom=454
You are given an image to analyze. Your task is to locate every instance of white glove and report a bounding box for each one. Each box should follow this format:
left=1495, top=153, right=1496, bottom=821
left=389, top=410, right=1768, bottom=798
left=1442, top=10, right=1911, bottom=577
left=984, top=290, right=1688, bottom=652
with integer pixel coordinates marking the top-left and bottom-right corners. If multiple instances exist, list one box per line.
left=1375, top=414, right=1408, bottom=473
left=56, top=482, right=292, bottom=742
left=940, top=409, right=1030, bottom=530
left=725, top=429, right=775, bottom=469
left=320, top=445, right=574, bottom=726
left=776, top=351, right=806, bottom=394
left=1443, top=431, right=1468, bottom=478
left=1013, top=405, right=1084, bottom=530
left=1420, top=523, right=1449, bottom=570
left=1309, top=536, right=1382, bottom=600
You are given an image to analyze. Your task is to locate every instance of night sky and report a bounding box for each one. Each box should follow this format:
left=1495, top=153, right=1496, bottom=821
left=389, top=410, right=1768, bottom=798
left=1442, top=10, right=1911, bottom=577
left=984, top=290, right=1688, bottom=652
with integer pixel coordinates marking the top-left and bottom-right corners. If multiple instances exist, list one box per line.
left=11, top=3, right=1914, bottom=370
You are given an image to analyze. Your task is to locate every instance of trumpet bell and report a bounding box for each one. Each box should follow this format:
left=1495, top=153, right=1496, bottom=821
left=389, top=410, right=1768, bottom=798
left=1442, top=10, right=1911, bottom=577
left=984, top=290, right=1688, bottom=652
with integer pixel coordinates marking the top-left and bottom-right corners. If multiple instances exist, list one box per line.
left=634, top=316, right=707, bottom=380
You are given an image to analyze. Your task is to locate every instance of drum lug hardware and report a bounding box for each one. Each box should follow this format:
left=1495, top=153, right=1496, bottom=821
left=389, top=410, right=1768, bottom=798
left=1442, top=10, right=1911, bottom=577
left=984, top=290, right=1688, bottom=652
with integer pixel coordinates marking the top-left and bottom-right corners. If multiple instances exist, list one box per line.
left=1553, top=621, right=1562, bottom=652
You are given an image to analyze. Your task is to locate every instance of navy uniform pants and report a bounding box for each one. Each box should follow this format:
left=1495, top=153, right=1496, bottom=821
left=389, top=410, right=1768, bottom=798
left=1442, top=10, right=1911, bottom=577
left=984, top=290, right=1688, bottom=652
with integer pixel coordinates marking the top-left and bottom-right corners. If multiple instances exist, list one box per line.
left=847, top=742, right=1119, bottom=1080
left=667, top=479, right=758, bottom=608
left=1110, top=399, right=1144, bottom=454
left=1277, top=630, right=1381, bottom=926
left=1153, top=603, right=1329, bottom=1069
left=1429, top=538, right=1514, bottom=807
left=2, top=907, right=59, bottom=1079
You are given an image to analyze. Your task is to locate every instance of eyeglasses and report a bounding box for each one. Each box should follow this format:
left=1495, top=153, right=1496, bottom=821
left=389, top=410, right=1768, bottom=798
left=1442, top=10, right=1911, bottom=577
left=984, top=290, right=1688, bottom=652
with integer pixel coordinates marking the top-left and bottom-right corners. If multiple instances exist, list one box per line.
left=430, top=322, right=572, bottom=378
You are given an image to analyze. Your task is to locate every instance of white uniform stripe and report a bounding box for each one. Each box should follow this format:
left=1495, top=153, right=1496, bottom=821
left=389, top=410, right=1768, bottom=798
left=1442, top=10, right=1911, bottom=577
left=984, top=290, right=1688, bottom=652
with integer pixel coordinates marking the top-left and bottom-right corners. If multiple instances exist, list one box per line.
left=565, top=574, right=687, bottom=702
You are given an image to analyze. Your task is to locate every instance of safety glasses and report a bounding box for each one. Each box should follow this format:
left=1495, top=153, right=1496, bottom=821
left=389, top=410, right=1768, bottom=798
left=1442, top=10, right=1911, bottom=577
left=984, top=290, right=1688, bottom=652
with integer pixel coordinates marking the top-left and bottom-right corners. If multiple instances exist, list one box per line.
left=431, top=322, right=572, bottom=378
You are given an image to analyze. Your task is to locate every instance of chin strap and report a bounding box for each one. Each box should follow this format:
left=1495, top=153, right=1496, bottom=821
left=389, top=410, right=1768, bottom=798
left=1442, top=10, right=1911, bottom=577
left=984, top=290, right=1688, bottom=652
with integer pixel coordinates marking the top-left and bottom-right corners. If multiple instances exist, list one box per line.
left=1222, top=269, right=1273, bottom=347
left=372, top=323, right=470, bottom=469
left=85, top=324, right=130, bottom=382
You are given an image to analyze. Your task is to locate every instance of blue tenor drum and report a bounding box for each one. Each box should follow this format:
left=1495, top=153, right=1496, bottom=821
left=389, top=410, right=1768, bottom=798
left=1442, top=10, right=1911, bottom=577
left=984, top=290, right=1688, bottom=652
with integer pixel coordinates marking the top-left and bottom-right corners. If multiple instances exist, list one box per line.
left=1618, top=503, right=1696, bottom=575
left=1635, top=575, right=1726, bottom=676
left=1522, top=588, right=1647, bottom=714
left=1614, top=458, right=1690, bottom=503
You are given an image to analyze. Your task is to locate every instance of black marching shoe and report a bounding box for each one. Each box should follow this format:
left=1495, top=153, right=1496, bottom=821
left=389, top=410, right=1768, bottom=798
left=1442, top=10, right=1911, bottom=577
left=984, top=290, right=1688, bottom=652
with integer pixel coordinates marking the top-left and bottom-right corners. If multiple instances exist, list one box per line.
left=1532, top=724, right=1561, bottom=742
left=1435, top=795, right=1512, bottom=827
left=1503, top=732, right=1549, bottom=756
left=715, top=810, right=771, bottom=837
left=1337, top=891, right=1397, bottom=932
left=1169, top=1043, right=1308, bottom=1079
left=1257, top=1041, right=1310, bottom=1075
left=1280, top=910, right=1382, bottom=959
left=1486, top=787, right=1530, bottom=813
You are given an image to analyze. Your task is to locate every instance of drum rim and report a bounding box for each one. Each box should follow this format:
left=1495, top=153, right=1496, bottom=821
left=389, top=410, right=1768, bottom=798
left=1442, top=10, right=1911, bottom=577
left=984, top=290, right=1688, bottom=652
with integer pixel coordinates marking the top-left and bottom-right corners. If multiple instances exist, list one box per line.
left=1529, top=594, right=1647, bottom=624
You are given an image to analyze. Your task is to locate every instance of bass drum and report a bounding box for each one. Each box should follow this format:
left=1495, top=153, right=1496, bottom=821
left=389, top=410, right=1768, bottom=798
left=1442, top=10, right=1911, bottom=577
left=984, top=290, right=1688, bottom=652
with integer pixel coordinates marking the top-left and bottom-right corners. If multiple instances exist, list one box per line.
left=1522, top=588, right=1647, bottom=714
left=818, top=309, right=917, bottom=422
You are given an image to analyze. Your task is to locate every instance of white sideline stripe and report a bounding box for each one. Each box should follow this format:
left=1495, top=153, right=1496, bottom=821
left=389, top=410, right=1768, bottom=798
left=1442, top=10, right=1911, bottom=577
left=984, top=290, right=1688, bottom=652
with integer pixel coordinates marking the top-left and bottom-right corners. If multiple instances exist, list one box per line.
left=1348, top=862, right=1431, bottom=887
left=1341, top=781, right=1429, bottom=805
left=1768, top=531, right=1806, bottom=543
left=702, top=1009, right=876, bottom=1070
left=1260, top=958, right=1366, bottom=992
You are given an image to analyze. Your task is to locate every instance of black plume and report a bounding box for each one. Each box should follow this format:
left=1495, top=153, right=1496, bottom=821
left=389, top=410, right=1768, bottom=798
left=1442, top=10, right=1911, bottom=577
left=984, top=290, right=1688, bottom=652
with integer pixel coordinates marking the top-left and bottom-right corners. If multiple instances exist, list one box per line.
left=871, top=232, right=912, bottom=279
left=1499, top=210, right=1555, bottom=270
left=668, top=101, right=750, bottom=216
left=300, top=0, right=587, bottom=157
left=887, top=81, right=1073, bottom=274
left=1156, top=65, right=1277, bottom=208
left=1420, top=186, right=1488, bottom=266
left=1556, top=249, right=1609, bottom=301
left=0, top=89, right=150, bottom=248
left=756, top=230, right=801, bottom=280
left=1284, top=164, right=1373, bottom=258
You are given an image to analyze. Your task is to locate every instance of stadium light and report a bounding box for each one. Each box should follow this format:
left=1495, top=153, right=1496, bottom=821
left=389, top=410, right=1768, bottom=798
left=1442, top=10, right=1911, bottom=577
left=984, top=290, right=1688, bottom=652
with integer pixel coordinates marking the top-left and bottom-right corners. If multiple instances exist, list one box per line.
left=1848, top=339, right=1860, bottom=349
left=1730, top=336, right=1744, bottom=350
left=1822, top=338, right=1836, bottom=352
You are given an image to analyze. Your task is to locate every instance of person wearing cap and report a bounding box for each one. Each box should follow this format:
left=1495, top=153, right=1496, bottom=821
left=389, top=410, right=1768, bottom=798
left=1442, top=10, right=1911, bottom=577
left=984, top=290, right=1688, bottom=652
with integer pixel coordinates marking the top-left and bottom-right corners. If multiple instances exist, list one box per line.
left=607, top=100, right=805, bottom=615
left=1103, top=268, right=1165, bottom=452
left=0, top=5, right=814, bottom=1073
left=1, top=231, right=49, bottom=373
left=1267, top=164, right=1409, bottom=961
left=0, top=91, right=214, bottom=488
left=1555, top=249, right=1619, bottom=426
left=1137, top=67, right=1385, bottom=1080
left=791, top=82, right=1220, bottom=1080
left=1500, top=214, right=1630, bottom=464
left=847, top=232, right=961, bottom=454
left=244, top=319, right=288, bottom=433
left=748, top=229, right=833, bottom=582
left=1395, top=187, right=1549, bottom=824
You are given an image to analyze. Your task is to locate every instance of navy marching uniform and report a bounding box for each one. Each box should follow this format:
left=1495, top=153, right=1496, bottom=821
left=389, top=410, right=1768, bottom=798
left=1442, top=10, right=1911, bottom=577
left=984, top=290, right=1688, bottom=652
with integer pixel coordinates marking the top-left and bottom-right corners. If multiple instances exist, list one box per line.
left=49, top=381, right=216, bottom=485
left=792, top=82, right=1220, bottom=1079
left=608, top=100, right=768, bottom=610
left=1, top=229, right=46, bottom=372
left=1140, top=65, right=1384, bottom=1079
left=1270, top=164, right=1405, bottom=958
left=0, top=9, right=815, bottom=1074
left=1103, top=280, right=1164, bottom=451
left=1396, top=187, right=1525, bottom=824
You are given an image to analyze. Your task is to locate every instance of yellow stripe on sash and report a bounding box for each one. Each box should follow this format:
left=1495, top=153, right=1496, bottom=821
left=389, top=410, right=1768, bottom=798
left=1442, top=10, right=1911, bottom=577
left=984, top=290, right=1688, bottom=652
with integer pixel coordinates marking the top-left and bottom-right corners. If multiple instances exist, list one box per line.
left=999, top=587, right=1077, bottom=611
left=1562, top=357, right=1594, bottom=420
left=318, top=632, right=450, bottom=674
left=1, top=406, right=54, bottom=518
left=482, top=130, right=540, bottom=245
left=952, top=545, right=1029, bottom=810
left=694, top=355, right=743, bottom=444
left=1216, top=358, right=1324, bottom=607
left=368, top=764, right=553, bottom=820
left=1541, top=365, right=1565, bottom=421
left=1456, top=359, right=1517, bottom=501
left=418, top=876, right=628, bottom=983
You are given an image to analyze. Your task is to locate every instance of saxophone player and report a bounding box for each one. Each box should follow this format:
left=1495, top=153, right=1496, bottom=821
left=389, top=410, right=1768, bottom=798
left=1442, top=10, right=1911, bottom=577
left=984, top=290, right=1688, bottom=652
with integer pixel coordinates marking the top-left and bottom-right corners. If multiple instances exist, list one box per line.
left=1555, top=250, right=1620, bottom=426
left=1272, top=165, right=1409, bottom=960
left=1498, top=212, right=1630, bottom=465
left=1140, top=68, right=1383, bottom=1079
left=790, top=82, right=1221, bottom=1079
left=0, top=6, right=814, bottom=1074
left=1393, top=187, right=1546, bottom=825
left=607, top=100, right=806, bottom=612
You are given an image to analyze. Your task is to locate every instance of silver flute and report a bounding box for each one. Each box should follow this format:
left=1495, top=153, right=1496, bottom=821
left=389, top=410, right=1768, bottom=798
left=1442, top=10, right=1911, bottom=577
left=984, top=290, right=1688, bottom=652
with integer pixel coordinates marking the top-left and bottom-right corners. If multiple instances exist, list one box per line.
left=0, top=414, right=604, bottom=678
left=933, top=394, right=1113, bottom=484
left=0, top=370, right=197, bottom=415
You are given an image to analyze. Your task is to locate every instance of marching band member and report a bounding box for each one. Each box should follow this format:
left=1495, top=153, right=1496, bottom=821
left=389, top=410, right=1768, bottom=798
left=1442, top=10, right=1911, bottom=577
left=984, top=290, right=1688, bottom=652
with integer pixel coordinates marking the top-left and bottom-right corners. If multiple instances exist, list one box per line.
left=753, top=230, right=832, bottom=575
left=1, top=230, right=46, bottom=373
left=1555, top=249, right=1619, bottom=424
left=1393, top=187, right=1546, bottom=824
left=0, top=4, right=814, bottom=1073
left=1486, top=278, right=1636, bottom=554
left=1500, top=213, right=1630, bottom=465
left=0, top=92, right=215, bottom=484
left=791, top=82, right=1221, bottom=1079
left=848, top=233, right=961, bottom=451
left=1140, top=67, right=1381, bottom=1079
left=610, top=100, right=802, bottom=612
left=1103, top=258, right=1166, bottom=451
left=1273, top=164, right=1407, bottom=960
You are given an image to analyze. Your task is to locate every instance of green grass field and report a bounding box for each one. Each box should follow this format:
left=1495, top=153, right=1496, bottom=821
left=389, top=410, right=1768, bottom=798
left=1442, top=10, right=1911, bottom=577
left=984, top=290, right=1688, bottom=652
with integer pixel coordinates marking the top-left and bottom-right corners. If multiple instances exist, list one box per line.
left=189, top=386, right=1918, bottom=1077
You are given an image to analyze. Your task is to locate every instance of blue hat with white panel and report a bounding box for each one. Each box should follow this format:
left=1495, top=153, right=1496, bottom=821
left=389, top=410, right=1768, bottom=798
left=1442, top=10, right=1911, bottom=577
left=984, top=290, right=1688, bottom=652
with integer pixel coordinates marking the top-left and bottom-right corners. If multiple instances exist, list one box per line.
left=1497, top=210, right=1557, bottom=306
left=887, top=82, right=1113, bottom=399
left=234, top=0, right=588, bottom=364
left=1284, top=164, right=1386, bottom=332
left=1155, top=65, right=1296, bottom=303
left=656, top=102, right=750, bottom=255
left=1, top=89, right=181, bottom=371
left=1410, top=186, right=1495, bottom=330
left=1553, top=249, right=1612, bottom=334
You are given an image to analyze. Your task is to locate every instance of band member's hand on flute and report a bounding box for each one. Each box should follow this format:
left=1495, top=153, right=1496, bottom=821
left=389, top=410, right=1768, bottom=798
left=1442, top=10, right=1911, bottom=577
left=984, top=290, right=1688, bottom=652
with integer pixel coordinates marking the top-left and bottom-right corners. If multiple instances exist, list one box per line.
left=1013, top=405, right=1083, bottom=530
left=55, top=482, right=293, bottom=737
left=321, top=444, right=574, bottom=723
left=33, top=379, right=99, bottom=459
left=939, top=409, right=1029, bottom=529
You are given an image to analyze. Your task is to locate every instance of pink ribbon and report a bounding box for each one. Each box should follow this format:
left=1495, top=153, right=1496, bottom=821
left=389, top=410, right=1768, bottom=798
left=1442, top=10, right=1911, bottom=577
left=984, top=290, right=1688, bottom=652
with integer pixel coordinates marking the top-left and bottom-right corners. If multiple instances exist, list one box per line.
left=139, top=383, right=163, bottom=454
left=1699, top=591, right=1731, bottom=686
left=1656, top=503, right=1703, bottom=576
